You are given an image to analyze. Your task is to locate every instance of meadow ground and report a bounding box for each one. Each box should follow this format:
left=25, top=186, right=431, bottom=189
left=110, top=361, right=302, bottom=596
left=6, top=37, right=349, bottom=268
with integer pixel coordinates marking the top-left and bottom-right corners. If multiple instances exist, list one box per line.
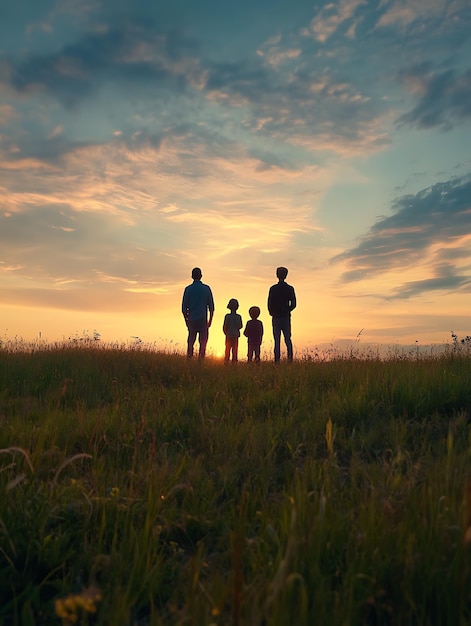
left=0, top=343, right=470, bottom=625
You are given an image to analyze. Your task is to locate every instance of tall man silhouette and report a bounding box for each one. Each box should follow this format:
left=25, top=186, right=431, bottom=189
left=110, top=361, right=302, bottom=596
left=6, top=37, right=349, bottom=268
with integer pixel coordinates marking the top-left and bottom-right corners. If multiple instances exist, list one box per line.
left=267, top=266, right=296, bottom=362
left=182, top=267, right=215, bottom=358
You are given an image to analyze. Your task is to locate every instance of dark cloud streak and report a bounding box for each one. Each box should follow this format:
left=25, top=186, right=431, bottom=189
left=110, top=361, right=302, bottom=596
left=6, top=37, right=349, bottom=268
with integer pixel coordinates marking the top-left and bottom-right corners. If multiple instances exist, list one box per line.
left=9, top=20, right=198, bottom=106
left=389, top=264, right=471, bottom=300
left=396, top=66, right=471, bottom=131
left=331, top=175, right=471, bottom=298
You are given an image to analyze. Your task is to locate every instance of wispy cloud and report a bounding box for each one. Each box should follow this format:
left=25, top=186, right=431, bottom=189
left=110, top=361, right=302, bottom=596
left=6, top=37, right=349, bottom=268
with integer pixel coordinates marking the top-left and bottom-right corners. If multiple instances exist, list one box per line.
left=307, top=0, right=367, bottom=43
left=376, top=0, right=470, bottom=31
left=0, top=103, right=17, bottom=124
left=396, top=66, right=471, bottom=130
left=4, top=10, right=395, bottom=158
left=331, top=175, right=471, bottom=298
left=0, top=125, right=324, bottom=313
left=9, top=19, right=203, bottom=106
left=388, top=263, right=471, bottom=299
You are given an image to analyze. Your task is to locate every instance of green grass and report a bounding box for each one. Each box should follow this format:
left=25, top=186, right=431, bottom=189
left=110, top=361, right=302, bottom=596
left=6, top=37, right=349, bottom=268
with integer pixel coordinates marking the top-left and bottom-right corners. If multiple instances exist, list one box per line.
left=0, top=345, right=470, bottom=625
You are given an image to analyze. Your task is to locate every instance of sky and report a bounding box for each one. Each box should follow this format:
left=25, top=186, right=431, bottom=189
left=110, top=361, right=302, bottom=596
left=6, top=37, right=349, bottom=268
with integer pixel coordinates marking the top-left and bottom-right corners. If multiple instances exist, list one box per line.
left=1, top=0, right=471, bottom=357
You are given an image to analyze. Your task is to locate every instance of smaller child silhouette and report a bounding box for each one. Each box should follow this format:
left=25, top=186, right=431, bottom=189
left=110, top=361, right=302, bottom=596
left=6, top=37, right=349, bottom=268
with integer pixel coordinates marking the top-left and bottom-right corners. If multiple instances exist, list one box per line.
left=223, top=298, right=243, bottom=363
left=244, top=306, right=264, bottom=362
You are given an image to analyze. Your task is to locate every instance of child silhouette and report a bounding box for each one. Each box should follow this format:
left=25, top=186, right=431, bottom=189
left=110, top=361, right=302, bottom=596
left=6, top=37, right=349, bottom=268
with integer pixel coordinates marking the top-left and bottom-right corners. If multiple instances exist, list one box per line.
left=244, top=306, right=264, bottom=362
left=223, top=298, right=243, bottom=363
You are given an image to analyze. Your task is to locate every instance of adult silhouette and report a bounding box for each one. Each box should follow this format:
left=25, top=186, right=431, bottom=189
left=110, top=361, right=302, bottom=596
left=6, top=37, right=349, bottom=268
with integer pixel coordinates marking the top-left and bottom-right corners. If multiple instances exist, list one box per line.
left=267, top=266, right=296, bottom=362
left=182, top=267, right=215, bottom=358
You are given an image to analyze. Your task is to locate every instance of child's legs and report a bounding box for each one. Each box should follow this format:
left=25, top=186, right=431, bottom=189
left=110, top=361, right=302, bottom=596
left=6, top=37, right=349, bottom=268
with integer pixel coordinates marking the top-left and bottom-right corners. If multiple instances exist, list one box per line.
left=248, top=342, right=258, bottom=361
left=225, top=337, right=238, bottom=361
left=232, top=338, right=239, bottom=362
left=225, top=337, right=232, bottom=361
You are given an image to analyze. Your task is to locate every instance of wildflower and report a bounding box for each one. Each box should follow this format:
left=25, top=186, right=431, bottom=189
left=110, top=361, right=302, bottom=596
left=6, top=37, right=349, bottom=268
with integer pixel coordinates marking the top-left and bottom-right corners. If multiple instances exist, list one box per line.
left=110, top=486, right=120, bottom=498
left=55, top=587, right=102, bottom=625
left=325, top=417, right=334, bottom=455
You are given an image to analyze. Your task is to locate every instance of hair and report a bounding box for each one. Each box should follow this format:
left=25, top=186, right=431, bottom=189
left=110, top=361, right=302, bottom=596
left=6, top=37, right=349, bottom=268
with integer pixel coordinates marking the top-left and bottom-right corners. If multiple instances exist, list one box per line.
left=249, top=306, right=260, bottom=319
left=276, top=266, right=288, bottom=280
left=227, top=298, right=239, bottom=311
left=191, top=267, right=202, bottom=280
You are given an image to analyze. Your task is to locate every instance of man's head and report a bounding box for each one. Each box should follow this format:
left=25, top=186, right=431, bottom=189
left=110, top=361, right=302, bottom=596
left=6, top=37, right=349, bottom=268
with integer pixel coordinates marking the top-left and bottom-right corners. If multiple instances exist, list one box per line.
left=191, top=267, right=202, bottom=280
left=276, top=266, right=288, bottom=280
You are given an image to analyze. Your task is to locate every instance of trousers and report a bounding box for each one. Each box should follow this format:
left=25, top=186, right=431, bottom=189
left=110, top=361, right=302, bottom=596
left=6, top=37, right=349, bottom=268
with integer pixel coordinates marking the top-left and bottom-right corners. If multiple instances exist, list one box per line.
left=272, top=317, right=292, bottom=361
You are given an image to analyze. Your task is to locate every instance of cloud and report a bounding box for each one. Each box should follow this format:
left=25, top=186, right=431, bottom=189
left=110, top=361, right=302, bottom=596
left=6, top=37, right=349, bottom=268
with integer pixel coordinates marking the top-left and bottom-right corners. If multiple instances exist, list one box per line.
left=0, top=103, right=17, bottom=125
left=388, top=263, right=471, bottom=299
left=0, top=125, right=326, bottom=316
left=0, top=282, right=171, bottom=315
left=256, top=45, right=302, bottom=69
left=396, top=66, right=471, bottom=130
left=204, top=53, right=388, bottom=155
left=308, top=0, right=367, bottom=43
left=3, top=8, right=392, bottom=158
left=0, top=204, right=186, bottom=285
left=376, top=0, right=470, bottom=32
left=8, top=19, right=203, bottom=106
left=331, top=175, right=471, bottom=297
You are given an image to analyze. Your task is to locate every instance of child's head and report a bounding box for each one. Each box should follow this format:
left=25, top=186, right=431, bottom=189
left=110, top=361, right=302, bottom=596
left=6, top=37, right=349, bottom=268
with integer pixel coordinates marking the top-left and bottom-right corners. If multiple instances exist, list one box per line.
left=249, top=306, right=260, bottom=319
left=227, top=298, right=239, bottom=311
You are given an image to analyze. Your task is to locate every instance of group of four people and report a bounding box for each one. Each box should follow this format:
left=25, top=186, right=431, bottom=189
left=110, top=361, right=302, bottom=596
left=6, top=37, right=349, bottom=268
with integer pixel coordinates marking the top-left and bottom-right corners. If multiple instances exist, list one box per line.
left=181, top=267, right=297, bottom=362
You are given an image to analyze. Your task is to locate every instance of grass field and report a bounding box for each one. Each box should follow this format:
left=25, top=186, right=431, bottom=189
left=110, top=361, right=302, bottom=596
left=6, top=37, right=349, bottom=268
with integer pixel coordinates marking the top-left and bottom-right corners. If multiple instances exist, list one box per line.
left=0, top=343, right=470, bottom=625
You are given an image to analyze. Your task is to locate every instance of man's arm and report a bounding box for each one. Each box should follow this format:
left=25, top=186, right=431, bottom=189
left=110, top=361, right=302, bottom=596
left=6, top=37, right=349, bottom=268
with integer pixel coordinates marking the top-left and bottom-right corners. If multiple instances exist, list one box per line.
left=207, top=287, right=215, bottom=327
left=289, top=286, right=297, bottom=312
left=182, top=289, right=189, bottom=325
left=267, top=286, right=273, bottom=316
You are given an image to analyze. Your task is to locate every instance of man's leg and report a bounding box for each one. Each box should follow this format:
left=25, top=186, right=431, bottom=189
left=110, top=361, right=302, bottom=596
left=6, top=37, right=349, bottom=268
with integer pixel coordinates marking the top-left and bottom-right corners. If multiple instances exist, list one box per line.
left=272, top=318, right=282, bottom=362
left=281, top=317, right=293, bottom=360
left=198, top=320, right=209, bottom=358
left=187, top=322, right=197, bottom=358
